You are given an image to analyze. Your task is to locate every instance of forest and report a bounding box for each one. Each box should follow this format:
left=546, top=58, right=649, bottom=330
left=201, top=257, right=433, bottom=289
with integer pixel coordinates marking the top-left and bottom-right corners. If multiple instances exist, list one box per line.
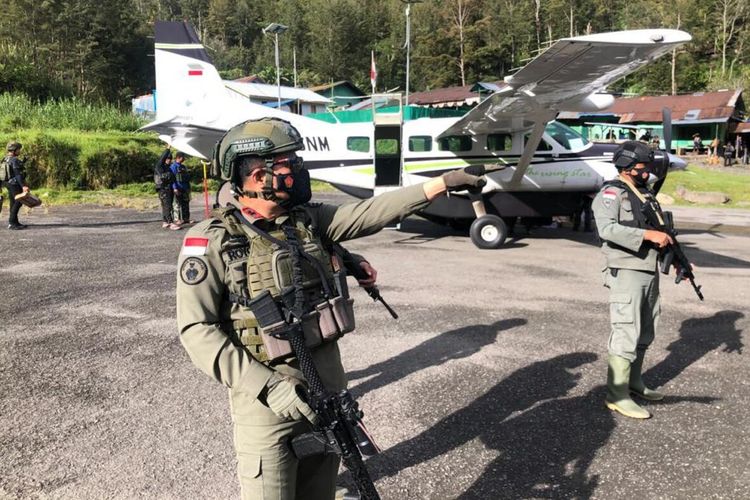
left=1, top=0, right=748, bottom=106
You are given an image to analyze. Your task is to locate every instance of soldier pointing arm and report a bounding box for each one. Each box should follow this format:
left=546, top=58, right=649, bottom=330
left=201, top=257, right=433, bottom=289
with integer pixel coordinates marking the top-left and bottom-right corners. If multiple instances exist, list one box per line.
left=176, top=117, right=483, bottom=499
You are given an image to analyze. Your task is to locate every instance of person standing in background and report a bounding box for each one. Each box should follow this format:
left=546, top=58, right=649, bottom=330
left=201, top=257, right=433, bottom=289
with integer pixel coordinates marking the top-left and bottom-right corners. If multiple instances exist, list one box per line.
left=171, top=152, right=193, bottom=225
left=155, top=149, right=181, bottom=230
left=2, top=141, right=30, bottom=230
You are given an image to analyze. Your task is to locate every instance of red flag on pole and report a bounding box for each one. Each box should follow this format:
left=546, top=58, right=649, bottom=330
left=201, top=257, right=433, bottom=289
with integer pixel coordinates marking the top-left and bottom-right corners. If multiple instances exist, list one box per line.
left=370, top=50, right=377, bottom=93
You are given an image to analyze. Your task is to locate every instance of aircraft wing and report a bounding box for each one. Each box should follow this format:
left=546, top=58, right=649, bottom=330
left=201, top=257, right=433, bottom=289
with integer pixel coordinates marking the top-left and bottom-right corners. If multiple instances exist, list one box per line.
left=140, top=118, right=227, bottom=159
left=438, top=29, right=692, bottom=138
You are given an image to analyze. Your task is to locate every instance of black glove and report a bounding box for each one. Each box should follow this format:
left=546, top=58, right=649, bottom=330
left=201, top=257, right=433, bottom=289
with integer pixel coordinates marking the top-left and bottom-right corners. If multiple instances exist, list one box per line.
left=442, top=165, right=487, bottom=192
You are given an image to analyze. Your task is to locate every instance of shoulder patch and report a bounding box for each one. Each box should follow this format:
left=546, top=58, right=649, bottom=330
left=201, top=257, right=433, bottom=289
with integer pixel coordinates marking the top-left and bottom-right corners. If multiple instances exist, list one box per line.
left=180, top=257, right=208, bottom=285
left=603, top=189, right=618, bottom=200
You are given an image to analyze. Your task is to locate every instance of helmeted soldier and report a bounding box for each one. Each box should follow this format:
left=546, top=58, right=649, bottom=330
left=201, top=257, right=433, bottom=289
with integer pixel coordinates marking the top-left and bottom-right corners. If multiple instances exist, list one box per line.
left=175, top=117, right=484, bottom=499
left=592, top=140, right=674, bottom=419
left=2, top=141, right=30, bottom=230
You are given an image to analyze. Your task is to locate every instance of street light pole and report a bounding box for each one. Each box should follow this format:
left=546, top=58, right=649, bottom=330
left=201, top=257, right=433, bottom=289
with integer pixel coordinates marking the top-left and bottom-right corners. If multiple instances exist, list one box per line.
left=274, top=32, right=281, bottom=107
left=263, top=23, right=289, bottom=109
left=401, top=1, right=422, bottom=107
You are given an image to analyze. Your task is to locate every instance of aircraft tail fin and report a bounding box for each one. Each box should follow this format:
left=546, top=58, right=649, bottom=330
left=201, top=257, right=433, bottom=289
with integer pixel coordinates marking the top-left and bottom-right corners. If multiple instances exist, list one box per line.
left=153, top=21, right=226, bottom=124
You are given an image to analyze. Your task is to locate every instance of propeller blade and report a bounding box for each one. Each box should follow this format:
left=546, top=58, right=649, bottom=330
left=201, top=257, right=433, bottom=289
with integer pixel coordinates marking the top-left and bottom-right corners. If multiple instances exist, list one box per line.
left=662, top=107, right=672, bottom=152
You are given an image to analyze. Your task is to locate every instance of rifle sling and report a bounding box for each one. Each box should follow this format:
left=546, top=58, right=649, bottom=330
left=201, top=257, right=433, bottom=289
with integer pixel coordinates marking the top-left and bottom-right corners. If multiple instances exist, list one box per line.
left=231, top=207, right=334, bottom=298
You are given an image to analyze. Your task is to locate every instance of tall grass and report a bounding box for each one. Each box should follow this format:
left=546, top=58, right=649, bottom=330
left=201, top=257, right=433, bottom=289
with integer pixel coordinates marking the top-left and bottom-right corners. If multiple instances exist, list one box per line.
left=0, top=92, right=145, bottom=132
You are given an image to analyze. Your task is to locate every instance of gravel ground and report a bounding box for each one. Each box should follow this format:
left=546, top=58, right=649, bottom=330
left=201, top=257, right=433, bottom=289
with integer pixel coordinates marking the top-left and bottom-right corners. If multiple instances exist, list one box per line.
left=1, top=195, right=748, bottom=500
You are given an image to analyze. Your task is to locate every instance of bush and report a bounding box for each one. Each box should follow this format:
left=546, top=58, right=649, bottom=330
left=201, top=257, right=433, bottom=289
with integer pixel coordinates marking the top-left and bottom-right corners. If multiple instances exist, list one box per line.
left=0, top=129, right=170, bottom=189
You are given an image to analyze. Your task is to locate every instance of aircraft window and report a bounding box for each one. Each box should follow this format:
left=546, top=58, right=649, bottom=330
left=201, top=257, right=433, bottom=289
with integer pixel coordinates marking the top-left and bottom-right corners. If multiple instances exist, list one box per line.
left=409, top=136, right=432, bottom=152
left=544, top=121, right=589, bottom=150
left=524, top=134, right=553, bottom=151
left=486, top=134, right=512, bottom=151
left=347, top=137, right=370, bottom=153
left=376, top=138, right=399, bottom=155
left=438, top=135, right=472, bottom=152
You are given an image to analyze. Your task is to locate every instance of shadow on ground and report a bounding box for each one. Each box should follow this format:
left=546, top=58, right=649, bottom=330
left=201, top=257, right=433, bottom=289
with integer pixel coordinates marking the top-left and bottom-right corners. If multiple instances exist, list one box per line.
left=342, top=311, right=743, bottom=498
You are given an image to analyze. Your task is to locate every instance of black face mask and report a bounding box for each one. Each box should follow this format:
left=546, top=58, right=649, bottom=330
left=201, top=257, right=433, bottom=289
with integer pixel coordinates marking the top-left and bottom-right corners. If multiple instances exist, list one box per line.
left=274, top=168, right=312, bottom=208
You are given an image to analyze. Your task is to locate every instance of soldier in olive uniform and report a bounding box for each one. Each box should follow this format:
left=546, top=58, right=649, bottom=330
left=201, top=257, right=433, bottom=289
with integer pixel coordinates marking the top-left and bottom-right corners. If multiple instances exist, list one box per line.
left=176, top=118, right=484, bottom=499
left=592, top=140, right=674, bottom=419
left=2, top=141, right=30, bottom=230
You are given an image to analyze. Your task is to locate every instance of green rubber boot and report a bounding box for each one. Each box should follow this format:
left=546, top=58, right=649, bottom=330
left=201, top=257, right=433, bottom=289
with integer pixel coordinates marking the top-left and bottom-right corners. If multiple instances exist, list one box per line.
left=605, top=355, right=651, bottom=419
left=630, top=349, right=664, bottom=401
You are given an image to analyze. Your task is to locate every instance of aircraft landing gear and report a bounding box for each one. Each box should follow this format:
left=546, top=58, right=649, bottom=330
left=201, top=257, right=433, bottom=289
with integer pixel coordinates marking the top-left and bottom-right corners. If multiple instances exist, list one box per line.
left=470, top=214, right=508, bottom=249
left=467, top=192, right=507, bottom=249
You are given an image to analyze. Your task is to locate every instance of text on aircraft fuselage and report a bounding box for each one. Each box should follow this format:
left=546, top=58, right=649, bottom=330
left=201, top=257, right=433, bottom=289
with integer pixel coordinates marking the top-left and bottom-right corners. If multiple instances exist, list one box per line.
left=304, top=136, right=330, bottom=152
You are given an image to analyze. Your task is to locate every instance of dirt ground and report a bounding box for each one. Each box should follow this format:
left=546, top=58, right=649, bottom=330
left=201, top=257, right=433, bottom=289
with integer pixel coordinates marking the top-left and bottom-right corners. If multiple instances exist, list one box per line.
left=1, top=196, right=748, bottom=499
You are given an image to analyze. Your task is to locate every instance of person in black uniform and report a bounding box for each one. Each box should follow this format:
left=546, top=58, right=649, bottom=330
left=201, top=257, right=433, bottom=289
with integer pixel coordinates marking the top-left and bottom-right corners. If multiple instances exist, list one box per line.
left=3, top=141, right=29, bottom=230
left=154, top=149, right=181, bottom=230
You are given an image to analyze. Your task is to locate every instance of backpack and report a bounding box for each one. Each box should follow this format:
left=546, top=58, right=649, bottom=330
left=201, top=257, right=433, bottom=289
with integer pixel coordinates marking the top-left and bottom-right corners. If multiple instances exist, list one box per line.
left=0, top=156, right=10, bottom=183
left=153, top=164, right=164, bottom=189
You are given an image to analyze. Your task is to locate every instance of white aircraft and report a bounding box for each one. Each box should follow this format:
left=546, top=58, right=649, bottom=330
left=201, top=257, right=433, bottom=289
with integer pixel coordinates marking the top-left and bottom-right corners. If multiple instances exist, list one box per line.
left=143, top=21, right=690, bottom=249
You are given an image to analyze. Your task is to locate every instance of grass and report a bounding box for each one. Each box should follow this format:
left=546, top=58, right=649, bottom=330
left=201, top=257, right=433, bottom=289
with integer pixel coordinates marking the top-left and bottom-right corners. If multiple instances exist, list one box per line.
left=28, top=166, right=747, bottom=211
left=661, top=164, right=750, bottom=208
left=32, top=179, right=336, bottom=210
left=0, top=92, right=144, bottom=132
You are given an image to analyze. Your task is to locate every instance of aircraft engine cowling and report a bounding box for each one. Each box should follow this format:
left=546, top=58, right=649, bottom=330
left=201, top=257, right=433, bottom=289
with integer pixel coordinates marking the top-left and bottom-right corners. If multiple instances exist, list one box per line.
left=563, top=93, right=615, bottom=112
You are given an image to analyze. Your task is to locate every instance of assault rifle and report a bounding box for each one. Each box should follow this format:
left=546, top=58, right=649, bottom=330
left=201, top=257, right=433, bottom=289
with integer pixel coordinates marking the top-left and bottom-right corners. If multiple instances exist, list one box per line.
left=641, top=198, right=704, bottom=301
left=333, top=243, right=398, bottom=320
left=248, top=224, right=382, bottom=500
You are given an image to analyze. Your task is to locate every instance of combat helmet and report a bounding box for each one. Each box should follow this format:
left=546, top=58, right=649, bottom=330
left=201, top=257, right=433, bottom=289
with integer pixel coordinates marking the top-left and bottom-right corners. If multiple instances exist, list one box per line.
left=6, top=141, right=22, bottom=152
left=612, top=140, right=654, bottom=170
left=213, top=117, right=304, bottom=184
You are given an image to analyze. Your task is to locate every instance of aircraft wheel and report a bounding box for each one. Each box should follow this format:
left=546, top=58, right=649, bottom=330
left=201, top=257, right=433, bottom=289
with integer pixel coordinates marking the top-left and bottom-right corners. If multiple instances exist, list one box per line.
left=470, top=215, right=508, bottom=249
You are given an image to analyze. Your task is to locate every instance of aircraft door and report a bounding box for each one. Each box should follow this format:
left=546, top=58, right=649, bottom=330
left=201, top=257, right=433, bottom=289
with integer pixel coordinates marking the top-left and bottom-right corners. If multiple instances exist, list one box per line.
left=374, top=125, right=402, bottom=187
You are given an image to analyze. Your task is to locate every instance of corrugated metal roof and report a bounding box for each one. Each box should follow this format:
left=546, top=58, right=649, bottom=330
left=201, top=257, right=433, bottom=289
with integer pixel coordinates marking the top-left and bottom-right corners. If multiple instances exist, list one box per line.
left=233, top=75, right=266, bottom=84
left=224, top=81, right=332, bottom=104
left=410, top=81, right=505, bottom=107
left=731, top=122, right=750, bottom=133
left=308, top=81, right=366, bottom=96
left=608, top=89, right=743, bottom=124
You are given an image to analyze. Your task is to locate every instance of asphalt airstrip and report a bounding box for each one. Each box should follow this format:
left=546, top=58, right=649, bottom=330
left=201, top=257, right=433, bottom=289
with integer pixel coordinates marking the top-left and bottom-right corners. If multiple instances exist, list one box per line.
left=1, top=194, right=748, bottom=499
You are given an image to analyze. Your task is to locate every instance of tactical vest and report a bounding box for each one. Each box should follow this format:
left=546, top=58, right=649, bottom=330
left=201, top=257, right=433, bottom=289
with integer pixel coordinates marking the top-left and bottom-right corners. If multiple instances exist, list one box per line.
left=603, top=179, right=650, bottom=229
left=214, top=206, right=355, bottom=363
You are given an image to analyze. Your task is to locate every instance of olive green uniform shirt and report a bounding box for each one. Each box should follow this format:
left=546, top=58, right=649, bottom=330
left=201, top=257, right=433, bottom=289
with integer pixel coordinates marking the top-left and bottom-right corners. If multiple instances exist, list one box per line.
left=592, top=182, right=658, bottom=272
left=176, top=184, right=429, bottom=419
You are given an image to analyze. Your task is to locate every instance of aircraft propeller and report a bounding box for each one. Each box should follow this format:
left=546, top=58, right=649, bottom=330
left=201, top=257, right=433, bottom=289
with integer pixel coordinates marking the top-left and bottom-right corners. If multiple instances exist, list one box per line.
left=652, top=107, right=672, bottom=194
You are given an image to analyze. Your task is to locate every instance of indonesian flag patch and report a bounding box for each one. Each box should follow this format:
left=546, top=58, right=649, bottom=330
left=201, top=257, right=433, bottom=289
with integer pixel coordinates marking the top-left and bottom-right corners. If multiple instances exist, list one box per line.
left=602, top=189, right=618, bottom=200
left=182, top=237, right=209, bottom=256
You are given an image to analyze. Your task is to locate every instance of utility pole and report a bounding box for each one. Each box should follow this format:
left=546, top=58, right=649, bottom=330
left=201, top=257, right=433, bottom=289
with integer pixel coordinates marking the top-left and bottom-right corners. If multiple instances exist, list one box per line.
left=401, top=0, right=423, bottom=106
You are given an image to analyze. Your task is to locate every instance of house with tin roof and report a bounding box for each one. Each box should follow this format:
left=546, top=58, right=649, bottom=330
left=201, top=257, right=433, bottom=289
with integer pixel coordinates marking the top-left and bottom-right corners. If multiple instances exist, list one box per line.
left=559, top=89, right=745, bottom=152
left=409, top=81, right=504, bottom=108
left=224, top=80, right=332, bottom=115
left=308, top=81, right=367, bottom=109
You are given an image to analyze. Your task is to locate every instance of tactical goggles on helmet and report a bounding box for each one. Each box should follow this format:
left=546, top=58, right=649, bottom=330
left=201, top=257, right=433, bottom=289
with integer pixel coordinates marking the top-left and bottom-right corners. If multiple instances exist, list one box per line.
left=269, top=153, right=304, bottom=173
left=212, top=117, right=305, bottom=184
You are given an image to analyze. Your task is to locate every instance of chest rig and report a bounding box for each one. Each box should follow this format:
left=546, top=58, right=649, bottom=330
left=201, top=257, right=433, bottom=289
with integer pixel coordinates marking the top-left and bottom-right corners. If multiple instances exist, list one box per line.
left=603, top=179, right=654, bottom=229
left=214, top=206, right=355, bottom=363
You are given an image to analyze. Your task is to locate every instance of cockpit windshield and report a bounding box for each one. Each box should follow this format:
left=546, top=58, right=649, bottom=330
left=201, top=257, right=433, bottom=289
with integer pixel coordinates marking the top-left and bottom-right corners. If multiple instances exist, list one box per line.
left=545, top=121, right=589, bottom=151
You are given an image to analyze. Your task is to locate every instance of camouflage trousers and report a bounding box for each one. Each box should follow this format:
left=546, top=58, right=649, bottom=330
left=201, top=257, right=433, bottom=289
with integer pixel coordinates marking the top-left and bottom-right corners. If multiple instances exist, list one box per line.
left=230, top=389, right=339, bottom=500
left=604, top=268, right=660, bottom=361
